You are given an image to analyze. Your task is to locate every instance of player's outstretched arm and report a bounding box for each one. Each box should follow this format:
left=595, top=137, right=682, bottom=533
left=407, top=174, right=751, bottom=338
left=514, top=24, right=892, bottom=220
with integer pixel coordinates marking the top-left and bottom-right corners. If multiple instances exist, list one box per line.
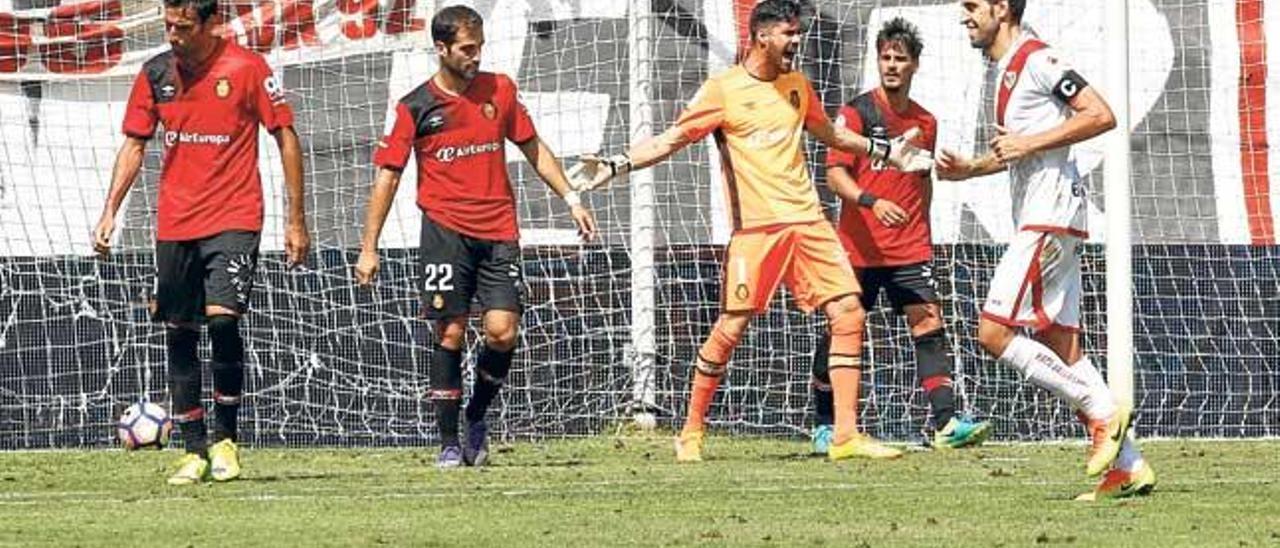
left=935, top=149, right=1005, bottom=181
left=93, top=136, right=147, bottom=257
left=517, top=137, right=598, bottom=241
left=273, top=126, right=310, bottom=268
left=355, top=167, right=402, bottom=285
left=809, top=118, right=933, bottom=173
left=567, top=126, right=692, bottom=192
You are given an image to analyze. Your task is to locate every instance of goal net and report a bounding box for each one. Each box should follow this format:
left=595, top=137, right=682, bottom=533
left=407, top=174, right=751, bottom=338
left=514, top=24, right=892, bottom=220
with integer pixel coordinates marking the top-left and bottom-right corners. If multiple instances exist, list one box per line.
left=1, top=0, right=1276, bottom=449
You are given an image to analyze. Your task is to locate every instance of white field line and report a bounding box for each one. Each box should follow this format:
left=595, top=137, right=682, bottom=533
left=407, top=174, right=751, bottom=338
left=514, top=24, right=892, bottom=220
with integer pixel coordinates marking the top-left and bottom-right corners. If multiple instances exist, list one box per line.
left=1, top=476, right=1276, bottom=507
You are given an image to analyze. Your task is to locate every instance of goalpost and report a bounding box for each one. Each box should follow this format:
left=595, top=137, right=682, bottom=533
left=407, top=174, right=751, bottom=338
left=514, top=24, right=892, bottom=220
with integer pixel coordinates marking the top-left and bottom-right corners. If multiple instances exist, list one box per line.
left=1, top=0, right=1276, bottom=449
left=1105, top=0, right=1134, bottom=408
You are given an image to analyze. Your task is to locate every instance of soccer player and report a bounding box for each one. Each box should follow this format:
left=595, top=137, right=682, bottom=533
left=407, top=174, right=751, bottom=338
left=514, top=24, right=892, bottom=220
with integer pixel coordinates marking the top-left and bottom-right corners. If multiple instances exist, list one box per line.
left=809, top=17, right=990, bottom=454
left=569, top=0, right=933, bottom=462
left=92, top=0, right=309, bottom=485
left=354, top=5, right=597, bottom=469
left=937, top=0, right=1155, bottom=498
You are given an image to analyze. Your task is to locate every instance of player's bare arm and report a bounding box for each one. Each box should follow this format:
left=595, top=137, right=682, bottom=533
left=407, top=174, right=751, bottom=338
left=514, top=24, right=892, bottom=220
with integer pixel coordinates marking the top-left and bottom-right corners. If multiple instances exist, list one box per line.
left=567, top=125, right=692, bottom=191
left=516, top=137, right=598, bottom=241
left=274, top=126, right=310, bottom=267
left=354, top=167, right=403, bottom=285
left=935, top=148, right=1005, bottom=180
left=989, top=86, right=1116, bottom=163
left=93, top=136, right=148, bottom=257
left=826, top=164, right=909, bottom=228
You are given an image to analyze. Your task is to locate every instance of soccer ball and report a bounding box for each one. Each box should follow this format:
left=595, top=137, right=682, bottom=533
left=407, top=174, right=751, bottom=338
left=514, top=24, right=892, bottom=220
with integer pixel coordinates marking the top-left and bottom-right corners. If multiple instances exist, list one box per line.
left=632, top=412, right=657, bottom=432
left=117, top=402, right=173, bottom=450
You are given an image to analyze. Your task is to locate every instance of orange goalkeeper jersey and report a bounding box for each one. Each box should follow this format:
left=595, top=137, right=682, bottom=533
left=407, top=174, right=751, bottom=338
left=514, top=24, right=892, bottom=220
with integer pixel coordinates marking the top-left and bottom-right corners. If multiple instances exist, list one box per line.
left=674, top=65, right=829, bottom=230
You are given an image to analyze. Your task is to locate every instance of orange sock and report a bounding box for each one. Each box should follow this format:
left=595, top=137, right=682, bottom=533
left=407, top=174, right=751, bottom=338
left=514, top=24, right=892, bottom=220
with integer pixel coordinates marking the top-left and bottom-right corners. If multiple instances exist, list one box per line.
left=681, top=369, right=723, bottom=435
left=829, top=357, right=862, bottom=444
left=828, top=305, right=865, bottom=444
left=682, top=323, right=739, bottom=435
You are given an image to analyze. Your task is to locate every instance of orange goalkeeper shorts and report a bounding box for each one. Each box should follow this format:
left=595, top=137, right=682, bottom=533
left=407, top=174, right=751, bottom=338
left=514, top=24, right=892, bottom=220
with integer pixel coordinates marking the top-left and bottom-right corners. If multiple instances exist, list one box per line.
left=721, top=221, right=861, bottom=314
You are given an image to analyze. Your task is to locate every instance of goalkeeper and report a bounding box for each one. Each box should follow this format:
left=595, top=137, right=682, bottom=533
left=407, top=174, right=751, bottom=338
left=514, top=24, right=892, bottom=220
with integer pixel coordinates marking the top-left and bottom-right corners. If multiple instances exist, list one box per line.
left=809, top=17, right=990, bottom=453
left=569, top=0, right=933, bottom=462
left=355, top=5, right=596, bottom=469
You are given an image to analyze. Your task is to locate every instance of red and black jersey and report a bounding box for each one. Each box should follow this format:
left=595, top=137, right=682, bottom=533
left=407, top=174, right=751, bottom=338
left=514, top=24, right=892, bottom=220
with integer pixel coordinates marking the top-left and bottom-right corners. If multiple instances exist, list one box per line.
left=374, top=72, right=536, bottom=242
left=827, top=88, right=937, bottom=267
left=122, top=39, right=293, bottom=242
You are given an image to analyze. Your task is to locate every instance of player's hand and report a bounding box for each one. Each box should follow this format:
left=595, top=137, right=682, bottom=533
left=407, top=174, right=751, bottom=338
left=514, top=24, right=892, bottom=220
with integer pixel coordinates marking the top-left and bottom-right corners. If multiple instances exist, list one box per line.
left=569, top=204, right=598, bottom=242
left=878, top=127, right=934, bottom=173
left=989, top=125, right=1035, bottom=164
left=285, top=220, right=310, bottom=269
left=92, top=214, right=114, bottom=258
left=872, top=199, right=909, bottom=228
left=567, top=153, right=631, bottom=191
left=355, top=248, right=379, bottom=285
left=935, top=148, right=974, bottom=181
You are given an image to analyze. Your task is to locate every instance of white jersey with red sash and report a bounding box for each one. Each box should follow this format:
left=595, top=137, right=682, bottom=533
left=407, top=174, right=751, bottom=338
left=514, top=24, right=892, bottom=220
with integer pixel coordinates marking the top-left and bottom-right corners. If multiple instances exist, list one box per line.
left=994, top=30, right=1091, bottom=238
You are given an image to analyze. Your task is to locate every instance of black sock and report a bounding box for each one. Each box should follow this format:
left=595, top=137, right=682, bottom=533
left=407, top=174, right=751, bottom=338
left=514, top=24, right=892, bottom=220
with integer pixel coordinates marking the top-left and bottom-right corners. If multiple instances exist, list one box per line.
left=429, top=346, right=463, bottom=447
left=208, top=315, right=244, bottom=443
left=811, top=333, right=834, bottom=426
left=914, top=329, right=956, bottom=427
left=466, top=345, right=513, bottom=424
left=167, top=326, right=207, bottom=457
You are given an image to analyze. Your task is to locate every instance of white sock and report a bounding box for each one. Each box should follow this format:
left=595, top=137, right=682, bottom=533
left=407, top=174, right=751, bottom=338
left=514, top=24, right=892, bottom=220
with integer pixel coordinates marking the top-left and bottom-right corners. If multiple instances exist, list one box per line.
left=998, top=337, right=1090, bottom=411
left=1114, top=430, right=1144, bottom=471
left=1066, top=356, right=1119, bottom=421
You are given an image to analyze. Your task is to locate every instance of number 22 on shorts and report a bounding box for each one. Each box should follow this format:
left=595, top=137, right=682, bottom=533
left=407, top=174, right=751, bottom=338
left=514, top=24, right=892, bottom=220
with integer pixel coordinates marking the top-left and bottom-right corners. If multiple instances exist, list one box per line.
left=423, top=263, right=454, bottom=291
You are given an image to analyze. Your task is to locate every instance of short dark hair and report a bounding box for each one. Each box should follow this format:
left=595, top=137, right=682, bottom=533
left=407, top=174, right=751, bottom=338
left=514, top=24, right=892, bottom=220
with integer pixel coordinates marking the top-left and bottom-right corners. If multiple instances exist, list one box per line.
left=749, top=0, right=803, bottom=42
left=163, top=0, right=217, bottom=23
left=432, top=5, right=483, bottom=46
left=876, top=17, right=923, bottom=59
left=1007, top=0, right=1026, bottom=22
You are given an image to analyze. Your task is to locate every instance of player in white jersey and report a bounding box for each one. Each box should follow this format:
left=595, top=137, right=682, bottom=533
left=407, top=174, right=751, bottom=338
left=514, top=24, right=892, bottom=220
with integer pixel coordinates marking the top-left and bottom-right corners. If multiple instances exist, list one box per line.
left=937, top=0, right=1155, bottom=500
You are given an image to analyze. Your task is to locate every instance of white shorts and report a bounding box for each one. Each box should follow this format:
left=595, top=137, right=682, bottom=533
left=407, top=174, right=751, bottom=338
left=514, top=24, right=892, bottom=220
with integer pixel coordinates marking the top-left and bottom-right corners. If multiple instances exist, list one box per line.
left=981, top=230, right=1082, bottom=332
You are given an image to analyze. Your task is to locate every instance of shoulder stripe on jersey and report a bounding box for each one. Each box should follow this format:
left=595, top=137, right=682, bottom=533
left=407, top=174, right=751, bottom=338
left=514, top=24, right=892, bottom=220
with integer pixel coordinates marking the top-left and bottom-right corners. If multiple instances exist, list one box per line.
left=847, top=92, right=884, bottom=138
left=143, top=52, right=179, bottom=105
left=995, top=39, right=1047, bottom=127
left=401, top=84, right=446, bottom=140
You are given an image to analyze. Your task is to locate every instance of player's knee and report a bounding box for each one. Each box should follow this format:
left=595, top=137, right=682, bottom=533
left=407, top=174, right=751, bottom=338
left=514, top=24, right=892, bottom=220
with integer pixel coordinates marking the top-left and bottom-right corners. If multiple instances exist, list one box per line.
left=699, top=313, right=749, bottom=369
left=977, top=318, right=1014, bottom=356
left=827, top=302, right=865, bottom=358
left=906, top=305, right=944, bottom=337
left=435, top=318, right=467, bottom=350
left=483, top=321, right=519, bottom=352
left=715, top=312, right=751, bottom=340
left=207, top=314, right=244, bottom=365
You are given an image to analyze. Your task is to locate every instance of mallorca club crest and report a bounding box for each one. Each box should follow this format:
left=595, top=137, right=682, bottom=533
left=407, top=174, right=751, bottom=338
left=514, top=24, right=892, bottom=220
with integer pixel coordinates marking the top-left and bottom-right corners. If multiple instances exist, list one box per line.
left=432, top=293, right=445, bottom=309
left=215, top=77, right=231, bottom=99
left=1003, top=70, right=1018, bottom=90
left=735, top=283, right=750, bottom=301
left=482, top=102, right=497, bottom=120
left=789, top=89, right=800, bottom=109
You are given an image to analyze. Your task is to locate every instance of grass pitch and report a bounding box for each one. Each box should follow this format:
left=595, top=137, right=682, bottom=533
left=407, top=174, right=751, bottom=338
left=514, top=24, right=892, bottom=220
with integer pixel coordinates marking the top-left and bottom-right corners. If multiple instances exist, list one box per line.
left=1, top=435, right=1277, bottom=547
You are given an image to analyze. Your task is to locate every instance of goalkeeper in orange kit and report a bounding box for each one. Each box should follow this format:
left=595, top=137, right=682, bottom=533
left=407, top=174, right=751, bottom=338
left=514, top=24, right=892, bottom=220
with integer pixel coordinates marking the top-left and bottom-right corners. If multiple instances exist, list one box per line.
left=569, top=0, right=933, bottom=462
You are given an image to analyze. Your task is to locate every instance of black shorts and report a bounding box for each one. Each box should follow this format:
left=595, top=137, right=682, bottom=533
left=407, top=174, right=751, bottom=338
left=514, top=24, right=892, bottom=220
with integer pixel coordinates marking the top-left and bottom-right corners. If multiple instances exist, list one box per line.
left=418, top=214, right=523, bottom=320
left=857, top=262, right=939, bottom=313
left=153, top=230, right=260, bottom=323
